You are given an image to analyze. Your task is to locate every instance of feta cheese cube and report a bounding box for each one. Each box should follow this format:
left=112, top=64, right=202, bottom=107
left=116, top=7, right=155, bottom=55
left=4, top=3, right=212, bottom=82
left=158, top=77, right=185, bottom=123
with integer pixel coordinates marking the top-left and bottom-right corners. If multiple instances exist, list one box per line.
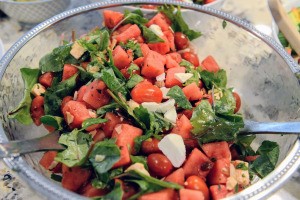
left=158, top=134, right=186, bottom=168
left=31, top=83, right=46, bottom=97
left=157, top=99, right=175, bottom=114
left=156, top=73, right=166, bottom=82
left=141, top=102, right=160, bottom=112
left=174, top=73, right=193, bottom=83
left=149, top=24, right=164, bottom=37
left=70, top=41, right=86, bottom=59
left=160, top=87, right=170, bottom=99
left=125, top=163, right=150, bottom=176
left=127, top=99, right=140, bottom=109
left=164, top=107, right=177, bottom=124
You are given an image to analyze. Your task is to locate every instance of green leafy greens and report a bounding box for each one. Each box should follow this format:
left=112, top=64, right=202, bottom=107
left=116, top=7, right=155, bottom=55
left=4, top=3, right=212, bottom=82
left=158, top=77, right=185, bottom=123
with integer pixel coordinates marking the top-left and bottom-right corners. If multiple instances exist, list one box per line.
left=8, top=68, right=40, bottom=125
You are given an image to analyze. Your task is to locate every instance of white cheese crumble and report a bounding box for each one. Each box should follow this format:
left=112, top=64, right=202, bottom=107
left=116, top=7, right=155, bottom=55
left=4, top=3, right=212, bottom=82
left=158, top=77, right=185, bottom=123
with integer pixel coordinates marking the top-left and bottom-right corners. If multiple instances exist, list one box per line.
left=157, top=99, right=175, bottom=114
left=125, top=163, right=150, bottom=176
left=66, top=111, right=74, bottom=125
left=141, top=102, right=160, bottom=112
left=127, top=99, right=140, bottom=109
left=70, top=41, right=86, bottom=59
left=164, top=107, right=177, bottom=124
left=158, top=134, right=186, bottom=168
left=156, top=73, right=166, bottom=82
left=149, top=24, right=164, bottom=37
left=31, top=83, right=46, bottom=97
left=95, top=155, right=106, bottom=162
left=160, top=87, right=170, bottom=99
left=174, top=73, right=193, bottom=83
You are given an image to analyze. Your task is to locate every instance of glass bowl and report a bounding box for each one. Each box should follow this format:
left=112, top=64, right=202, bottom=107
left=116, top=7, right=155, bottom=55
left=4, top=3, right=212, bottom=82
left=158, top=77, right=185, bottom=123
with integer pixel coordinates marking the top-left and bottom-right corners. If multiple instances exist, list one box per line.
left=0, top=0, right=300, bottom=199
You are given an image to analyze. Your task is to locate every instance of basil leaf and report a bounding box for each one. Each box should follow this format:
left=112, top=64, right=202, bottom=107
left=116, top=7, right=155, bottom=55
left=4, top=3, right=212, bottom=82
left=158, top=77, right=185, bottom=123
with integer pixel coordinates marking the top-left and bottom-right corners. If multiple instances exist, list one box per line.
left=167, top=86, right=192, bottom=109
left=158, top=5, right=201, bottom=40
left=120, top=170, right=182, bottom=199
left=214, top=88, right=236, bottom=115
left=92, top=168, right=123, bottom=190
left=141, top=25, right=164, bottom=44
left=121, top=40, right=143, bottom=58
left=39, top=44, right=77, bottom=72
left=123, top=9, right=148, bottom=25
left=200, top=69, right=227, bottom=89
left=96, top=102, right=120, bottom=116
left=251, top=141, right=279, bottom=178
left=76, top=66, right=94, bottom=83
left=191, top=100, right=244, bottom=143
left=8, top=68, right=40, bottom=125
left=81, top=117, right=108, bottom=130
left=55, top=129, right=92, bottom=167
left=126, top=74, right=144, bottom=89
left=95, top=181, right=123, bottom=200
left=40, top=115, right=64, bottom=130
left=44, top=73, right=78, bottom=115
left=89, top=139, right=121, bottom=174
left=101, top=68, right=129, bottom=98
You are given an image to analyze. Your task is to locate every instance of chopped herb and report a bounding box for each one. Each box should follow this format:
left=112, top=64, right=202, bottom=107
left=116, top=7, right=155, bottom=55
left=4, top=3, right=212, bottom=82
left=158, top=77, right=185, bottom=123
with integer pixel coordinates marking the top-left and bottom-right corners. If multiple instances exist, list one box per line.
left=235, top=163, right=248, bottom=170
left=222, top=20, right=227, bottom=29
left=167, top=86, right=192, bottom=110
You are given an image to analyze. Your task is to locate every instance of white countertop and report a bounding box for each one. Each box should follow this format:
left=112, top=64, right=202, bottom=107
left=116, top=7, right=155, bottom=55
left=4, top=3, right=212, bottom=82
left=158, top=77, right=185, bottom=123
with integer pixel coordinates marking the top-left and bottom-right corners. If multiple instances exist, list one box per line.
left=0, top=0, right=299, bottom=199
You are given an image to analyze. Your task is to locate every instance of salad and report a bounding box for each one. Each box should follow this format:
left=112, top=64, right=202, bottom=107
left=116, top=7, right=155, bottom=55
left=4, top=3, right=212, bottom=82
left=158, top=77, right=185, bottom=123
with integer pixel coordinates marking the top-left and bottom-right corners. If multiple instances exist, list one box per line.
left=9, top=5, right=279, bottom=200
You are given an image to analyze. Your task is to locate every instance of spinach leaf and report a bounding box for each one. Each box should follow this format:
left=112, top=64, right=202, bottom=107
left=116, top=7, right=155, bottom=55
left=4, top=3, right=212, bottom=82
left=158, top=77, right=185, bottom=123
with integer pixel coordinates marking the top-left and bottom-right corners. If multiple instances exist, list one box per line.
left=89, top=139, right=120, bottom=174
left=180, top=59, right=201, bottom=86
left=134, top=131, right=152, bottom=154
left=120, top=40, right=143, bottom=58
left=95, top=181, right=123, bottom=200
left=81, top=117, right=108, bottom=130
left=191, top=100, right=244, bottom=143
left=39, top=44, right=77, bottom=72
left=101, top=68, right=129, bottom=98
left=233, top=135, right=256, bottom=157
left=120, top=170, right=182, bottom=199
left=251, top=141, right=279, bottom=178
left=55, top=129, right=92, bottom=167
left=126, top=74, right=144, bottom=89
left=44, top=73, right=78, bottom=115
left=97, top=102, right=120, bottom=116
left=40, top=115, right=64, bottom=130
left=130, top=155, right=149, bottom=170
left=214, top=88, right=236, bottom=115
left=200, top=69, right=227, bottom=89
left=106, top=49, right=127, bottom=82
left=76, top=66, right=94, bottom=83
left=92, top=167, right=123, bottom=189
left=167, top=86, right=192, bottom=109
left=133, top=106, right=172, bottom=135
left=140, top=25, right=164, bottom=44
left=8, top=68, right=40, bottom=125
left=158, top=5, right=201, bottom=40
left=123, top=9, right=148, bottom=25
left=78, top=28, right=110, bottom=52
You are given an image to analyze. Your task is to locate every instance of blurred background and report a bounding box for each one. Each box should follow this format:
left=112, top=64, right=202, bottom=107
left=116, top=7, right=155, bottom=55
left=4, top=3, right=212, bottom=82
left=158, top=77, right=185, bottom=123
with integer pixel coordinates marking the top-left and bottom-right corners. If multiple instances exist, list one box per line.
left=0, top=0, right=299, bottom=199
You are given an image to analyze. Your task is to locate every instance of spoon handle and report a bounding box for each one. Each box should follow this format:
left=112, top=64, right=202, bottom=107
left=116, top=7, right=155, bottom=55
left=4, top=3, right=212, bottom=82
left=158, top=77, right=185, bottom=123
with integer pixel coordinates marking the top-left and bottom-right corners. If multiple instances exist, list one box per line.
left=241, top=121, right=300, bottom=134
left=0, top=131, right=65, bottom=159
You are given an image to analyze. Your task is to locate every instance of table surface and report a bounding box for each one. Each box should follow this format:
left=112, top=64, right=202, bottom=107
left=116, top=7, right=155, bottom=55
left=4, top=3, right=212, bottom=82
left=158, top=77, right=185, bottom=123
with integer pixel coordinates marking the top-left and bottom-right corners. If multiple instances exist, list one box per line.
left=0, top=0, right=299, bottom=199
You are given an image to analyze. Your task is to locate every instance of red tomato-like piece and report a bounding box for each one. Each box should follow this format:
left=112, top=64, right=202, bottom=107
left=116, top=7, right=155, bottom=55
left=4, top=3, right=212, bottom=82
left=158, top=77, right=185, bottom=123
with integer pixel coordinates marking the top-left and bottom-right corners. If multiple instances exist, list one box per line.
left=131, top=80, right=163, bottom=104
left=141, top=138, right=161, bottom=154
left=147, top=153, right=173, bottom=177
left=233, top=92, right=241, bottom=113
left=181, top=52, right=200, bottom=67
left=185, top=176, right=209, bottom=200
left=39, top=72, right=54, bottom=88
left=174, top=32, right=189, bottom=50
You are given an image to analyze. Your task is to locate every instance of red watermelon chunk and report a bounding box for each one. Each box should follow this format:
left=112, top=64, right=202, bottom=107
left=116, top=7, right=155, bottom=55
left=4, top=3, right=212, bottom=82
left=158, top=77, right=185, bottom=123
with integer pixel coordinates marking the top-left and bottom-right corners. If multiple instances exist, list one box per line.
left=146, top=12, right=171, bottom=31
left=82, top=80, right=111, bottom=109
left=147, top=35, right=170, bottom=55
left=182, top=82, right=203, bottom=101
left=164, top=168, right=185, bottom=186
left=142, top=50, right=166, bottom=78
left=62, top=165, right=91, bottom=192
left=210, top=185, right=231, bottom=200
left=113, top=45, right=133, bottom=69
left=62, top=64, right=78, bottom=81
left=166, top=54, right=181, bottom=69
left=111, top=123, right=143, bottom=153
left=138, top=188, right=176, bottom=200
left=201, top=55, right=220, bottom=73
left=207, top=159, right=230, bottom=185
left=171, top=114, right=193, bottom=139
left=163, top=30, right=175, bottom=52
left=165, top=67, right=186, bottom=88
left=102, top=112, right=123, bottom=138
left=113, top=145, right=131, bottom=168
left=179, top=189, right=205, bottom=200
left=115, top=24, right=141, bottom=43
left=140, top=43, right=151, bottom=57
left=201, top=141, right=231, bottom=161
left=183, top=148, right=214, bottom=179
left=103, top=10, right=124, bottom=29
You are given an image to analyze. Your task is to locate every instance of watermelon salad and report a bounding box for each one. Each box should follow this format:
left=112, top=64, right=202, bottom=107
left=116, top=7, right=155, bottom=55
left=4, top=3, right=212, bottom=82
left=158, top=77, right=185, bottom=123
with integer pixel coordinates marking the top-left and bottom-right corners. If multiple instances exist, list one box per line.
left=9, top=5, right=279, bottom=200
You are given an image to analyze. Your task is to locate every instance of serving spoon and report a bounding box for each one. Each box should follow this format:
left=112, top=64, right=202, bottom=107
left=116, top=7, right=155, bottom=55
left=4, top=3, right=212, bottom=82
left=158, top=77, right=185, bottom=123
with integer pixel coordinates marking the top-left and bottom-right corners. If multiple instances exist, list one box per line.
left=0, top=120, right=299, bottom=159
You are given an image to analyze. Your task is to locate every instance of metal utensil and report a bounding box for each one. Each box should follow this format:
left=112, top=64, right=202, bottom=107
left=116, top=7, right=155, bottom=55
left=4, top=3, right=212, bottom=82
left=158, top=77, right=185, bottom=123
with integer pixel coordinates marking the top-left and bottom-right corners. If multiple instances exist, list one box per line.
left=0, top=121, right=299, bottom=159
left=0, top=131, right=65, bottom=159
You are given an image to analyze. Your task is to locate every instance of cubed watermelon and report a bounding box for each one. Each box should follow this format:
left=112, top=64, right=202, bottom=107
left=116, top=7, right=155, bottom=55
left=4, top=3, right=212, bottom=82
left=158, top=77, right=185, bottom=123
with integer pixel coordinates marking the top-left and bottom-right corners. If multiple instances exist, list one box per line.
left=207, top=159, right=230, bottom=185
left=201, top=55, right=220, bottom=73
left=165, top=67, right=186, bottom=88
left=171, top=114, right=193, bottom=139
left=182, top=82, right=203, bottom=101
left=103, top=10, right=124, bottom=29
left=113, top=45, right=133, bottom=69
left=179, top=189, right=204, bottom=200
left=142, top=50, right=166, bottom=78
